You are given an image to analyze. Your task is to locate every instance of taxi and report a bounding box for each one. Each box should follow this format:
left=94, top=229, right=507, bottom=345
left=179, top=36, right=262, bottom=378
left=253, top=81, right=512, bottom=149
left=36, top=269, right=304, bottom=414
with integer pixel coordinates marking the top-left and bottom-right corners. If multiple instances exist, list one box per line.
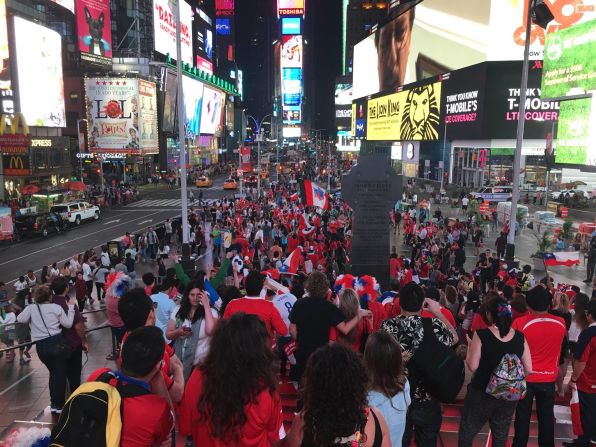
left=195, top=176, right=213, bottom=188
left=223, top=178, right=238, bottom=190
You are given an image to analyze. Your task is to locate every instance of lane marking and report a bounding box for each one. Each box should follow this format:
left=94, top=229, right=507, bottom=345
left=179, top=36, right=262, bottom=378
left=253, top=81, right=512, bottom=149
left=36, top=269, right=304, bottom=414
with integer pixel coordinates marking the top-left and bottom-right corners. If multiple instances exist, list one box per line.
left=0, top=370, right=36, bottom=396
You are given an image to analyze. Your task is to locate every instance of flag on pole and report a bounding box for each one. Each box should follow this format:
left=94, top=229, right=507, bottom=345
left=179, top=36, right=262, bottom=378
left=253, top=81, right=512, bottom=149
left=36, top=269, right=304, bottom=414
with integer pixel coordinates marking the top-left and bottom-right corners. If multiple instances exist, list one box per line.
left=570, top=388, right=583, bottom=436
left=299, top=213, right=315, bottom=236
left=279, top=248, right=302, bottom=274
left=303, top=179, right=329, bottom=210
left=543, top=252, right=581, bottom=267
left=290, top=192, right=299, bottom=202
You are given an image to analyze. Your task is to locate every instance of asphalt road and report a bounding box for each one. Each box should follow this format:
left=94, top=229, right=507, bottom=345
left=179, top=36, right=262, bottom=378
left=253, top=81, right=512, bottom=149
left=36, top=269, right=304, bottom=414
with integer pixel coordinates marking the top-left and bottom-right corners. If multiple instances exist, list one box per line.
left=0, top=173, right=239, bottom=287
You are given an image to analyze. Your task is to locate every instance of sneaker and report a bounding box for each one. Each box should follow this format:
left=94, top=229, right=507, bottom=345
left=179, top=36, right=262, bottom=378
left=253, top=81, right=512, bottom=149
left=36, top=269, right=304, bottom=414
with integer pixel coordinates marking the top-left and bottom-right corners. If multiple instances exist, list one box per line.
left=50, top=408, right=62, bottom=414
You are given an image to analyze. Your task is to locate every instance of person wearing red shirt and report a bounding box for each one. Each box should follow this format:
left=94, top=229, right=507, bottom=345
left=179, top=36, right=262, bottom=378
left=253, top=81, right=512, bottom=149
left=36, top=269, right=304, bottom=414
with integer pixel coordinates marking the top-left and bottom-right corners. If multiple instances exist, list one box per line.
left=512, top=286, right=566, bottom=447
left=420, top=287, right=457, bottom=328
left=223, top=270, right=288, bottom=341
left=287, top=233, right=299, bottom=254
left=118, top=288, right=185, bottom=404
left=87, top=327, right=173, bottom=447
left=179, top=313, right=285, bottom=447
left=389, top=254, right=400, bottom=280
left=565, top=300, right=596, bottom=447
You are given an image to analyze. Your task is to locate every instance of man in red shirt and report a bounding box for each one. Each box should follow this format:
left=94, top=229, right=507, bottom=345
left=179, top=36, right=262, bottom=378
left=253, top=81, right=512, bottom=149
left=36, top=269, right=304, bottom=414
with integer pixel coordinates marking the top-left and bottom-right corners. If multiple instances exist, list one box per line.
left=87, top=326, right=174, bottom=446
left=512, top=285, right=567, bottom=447
left=565, top=300, right=596, bottom=447
left=223, top=270, right=288, bottom=341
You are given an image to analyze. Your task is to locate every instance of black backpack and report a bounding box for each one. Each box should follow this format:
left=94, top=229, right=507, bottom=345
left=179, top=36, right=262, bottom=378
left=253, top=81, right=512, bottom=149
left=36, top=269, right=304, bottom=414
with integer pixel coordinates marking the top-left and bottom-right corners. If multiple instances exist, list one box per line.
left=50, top=371, right=150, bottom=447
left=407, top=318, right=464, bottom=403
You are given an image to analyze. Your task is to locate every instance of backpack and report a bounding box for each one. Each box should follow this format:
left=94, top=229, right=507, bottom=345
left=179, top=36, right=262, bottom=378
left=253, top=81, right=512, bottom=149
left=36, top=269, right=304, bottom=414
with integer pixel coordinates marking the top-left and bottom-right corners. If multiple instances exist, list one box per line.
left=50, top=371, right=150, bottom=447
left=485, top=353, right=527, bottom=401
left=407, top=318, right=464, bottom=403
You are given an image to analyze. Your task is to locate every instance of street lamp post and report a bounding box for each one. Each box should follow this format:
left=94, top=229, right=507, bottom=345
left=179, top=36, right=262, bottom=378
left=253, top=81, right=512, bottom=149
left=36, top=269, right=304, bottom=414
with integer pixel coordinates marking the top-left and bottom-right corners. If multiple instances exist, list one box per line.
left=76, top=119, right=87, bottom=182
left=246, top=113, right=272, bottom=199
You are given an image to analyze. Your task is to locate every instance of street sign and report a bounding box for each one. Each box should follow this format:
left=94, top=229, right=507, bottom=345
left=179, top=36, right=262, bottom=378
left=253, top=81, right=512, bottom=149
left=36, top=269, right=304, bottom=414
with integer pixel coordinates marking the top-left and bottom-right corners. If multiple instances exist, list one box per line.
left=236, top=168, right=243, bottom=177
left=255, top=133, right=264, bottom=142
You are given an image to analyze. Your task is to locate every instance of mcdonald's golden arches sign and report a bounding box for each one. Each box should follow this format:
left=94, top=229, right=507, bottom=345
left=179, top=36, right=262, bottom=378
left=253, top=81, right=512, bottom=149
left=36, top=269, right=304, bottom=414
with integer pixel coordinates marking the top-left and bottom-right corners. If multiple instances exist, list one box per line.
left=2, top=154, right=30, bottom=176
left=0, top=113, right=31, bottom=154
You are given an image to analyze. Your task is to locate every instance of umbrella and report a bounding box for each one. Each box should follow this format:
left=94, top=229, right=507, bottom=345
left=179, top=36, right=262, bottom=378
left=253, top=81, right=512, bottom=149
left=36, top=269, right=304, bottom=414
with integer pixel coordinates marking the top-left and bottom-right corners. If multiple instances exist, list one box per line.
left=20, top=184, right=40, bottom=195
left=65, top=181, right=86, bottom=191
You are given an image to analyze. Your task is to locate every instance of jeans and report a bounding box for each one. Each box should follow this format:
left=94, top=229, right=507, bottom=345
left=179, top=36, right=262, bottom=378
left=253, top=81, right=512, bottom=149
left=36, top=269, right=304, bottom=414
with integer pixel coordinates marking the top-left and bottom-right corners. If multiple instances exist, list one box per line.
left=587, top=261, right=595, bottom=282
left=149, top=244, right=158, bottom=260
left=95, top=282, right=105, bottom=301
left=402, top=398, right=442, bottom=447
left=36, top=339, right=68, bottom=409
left=111, top=326, right=126, bottom=353
left=85, top=280, right=94, bottom=301
left=513, top=381, right=556, bottom=447
left=459, top=385, right=518, bottom=447
left=65, top=346, right=83, bottom=394
left=276, top=335, right=292, bottom=374
left=577, top=390, right=596, bottom=446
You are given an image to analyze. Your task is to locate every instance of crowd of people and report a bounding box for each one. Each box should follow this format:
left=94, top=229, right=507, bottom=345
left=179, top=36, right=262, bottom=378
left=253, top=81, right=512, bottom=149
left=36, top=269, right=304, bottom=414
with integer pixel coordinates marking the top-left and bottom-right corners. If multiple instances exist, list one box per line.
left=1, top=163, right=596, bottom=447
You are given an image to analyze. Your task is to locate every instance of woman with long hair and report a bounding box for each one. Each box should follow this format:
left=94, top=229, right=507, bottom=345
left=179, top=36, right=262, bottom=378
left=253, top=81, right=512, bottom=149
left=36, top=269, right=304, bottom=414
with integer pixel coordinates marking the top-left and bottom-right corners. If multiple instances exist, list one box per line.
left=550, top=292, right=572, bottom=397
left=332, top=288, right=371, bottom=352
left=285, top=344, right=390, bottom=447
left=364, top=331, right=411, bottom=447
left=458, top=298, right=533, bottom=447
left=165, top=279, right=217, bottom=382
left=179, top=313, right=283, bottom=446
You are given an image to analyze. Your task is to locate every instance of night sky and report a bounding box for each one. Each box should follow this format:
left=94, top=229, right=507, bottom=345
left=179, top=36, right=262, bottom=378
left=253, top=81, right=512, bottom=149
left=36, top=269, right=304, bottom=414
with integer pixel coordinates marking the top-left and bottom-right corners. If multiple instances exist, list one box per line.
left=235, top=0, right=342, bottom=135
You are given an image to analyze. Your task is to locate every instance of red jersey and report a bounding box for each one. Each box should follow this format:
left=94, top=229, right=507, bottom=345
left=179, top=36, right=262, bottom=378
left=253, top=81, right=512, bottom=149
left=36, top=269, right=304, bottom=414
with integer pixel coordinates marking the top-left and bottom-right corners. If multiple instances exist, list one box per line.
left=421, top=307, right=456, bottom=329
left=471, top=312, right=490, bottom=333
left=178, top=369, right=284, bottom=446
left=120, top=332, right=174, bottom=389
left=574, top=324, right=596, bottom=394
left=223, top=297, right=288, bottom=339
left=512, top=313, right=567, bottom=383
left=389, top=258, right=399, bottom=279
left=87, top=369, right=173, bottom=447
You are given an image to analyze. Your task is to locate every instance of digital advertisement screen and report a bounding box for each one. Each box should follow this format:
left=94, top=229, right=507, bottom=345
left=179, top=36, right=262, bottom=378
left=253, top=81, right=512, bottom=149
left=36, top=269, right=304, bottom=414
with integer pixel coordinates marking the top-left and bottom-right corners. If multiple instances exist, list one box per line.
left=85, top=78, right=139, bottom=153
left=216, top=18, right=231, bottom=35
left=283, top=105, right=301, bottom=124
left=52, top=0, right=75, bottom=13
left=76, top=0, right=112, bottom=67
left=153, top=0, right=193, bottom=66
left=216, top=0, right=234, bottom=15
left=278, top=0, right=304, bottom=16
left=542, top=19, right=596, bottom=99
left=282, top=68, right=302, bottom=106
left=193, top=8, right=213, bottom=73
left=14, top=17, right=65, bottom=127
left=162, top=71, right=177, bottom=133
left=335, top=104, right=352, bottom=129
left=182, top=75, right=204, bottom=138
left=283, top=126, right=301, bottom=138
left=138, top=80, right=159, bottom=155
left=0, top=0, right=12, bottom=114
left=555, top=97, right=595, bottom=166
left=281, top=35, right=302, bottom=68
left=366, top=81, right=442, bottom=141
left=200, top=86, right=223, bottom=135
left=353, top=98, right=367, bottom=139
left=335, top=83, right=353, bottom=105
left=352, top=33, right=378, bottom=99
left=281, top=17, right=301, bottom=35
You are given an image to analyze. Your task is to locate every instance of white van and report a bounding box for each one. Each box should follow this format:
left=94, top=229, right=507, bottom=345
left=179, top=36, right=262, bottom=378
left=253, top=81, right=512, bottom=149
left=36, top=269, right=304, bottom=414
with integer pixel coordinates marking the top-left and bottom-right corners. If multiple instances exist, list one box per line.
left=496, top=201, right=528, bottom=226
left=470, top=186, right=513, bottom=203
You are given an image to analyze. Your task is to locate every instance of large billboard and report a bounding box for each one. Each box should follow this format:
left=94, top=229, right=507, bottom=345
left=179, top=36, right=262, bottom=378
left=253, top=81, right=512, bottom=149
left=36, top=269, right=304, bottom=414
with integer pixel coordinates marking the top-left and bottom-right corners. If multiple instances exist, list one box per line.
left=281, top=35, right=303, bottom=68
left=283, top=105, right=301, bottom=124
left=138, top=80, right=158, bottom=155
left=555, top=97, right=595, bottom=166
left=353, top=0, right=596, bottom=99
left=335, top=82, right=353, bottom=129
left=193, top=8, right=213, bottom=74
left=86, top=78, right=140, bottom=153
left=542, top=19, right=596, bottom=99
left=200, top=86, right=223, bottom=135
left=162, top=71, right=177, bottom=133
left=282, top=68, right=302, bottom=106
left=14, top=17, right=65, bottom=127
left=278, top=0, right=304, bottom=16
left=366, top=81, right=442, bottom=141
left=0, top=0, right=12, bottom=114
left=182, top=75, right=204, bottom=138
left=216, top=0, right=234, bottom=16
left=76, top=0, right=112, bottom=67
left=153, top=0, right=193, bottom=66
left=52, top=0, right=75, bottom=13
left=281, top=17, right=301, bottom=35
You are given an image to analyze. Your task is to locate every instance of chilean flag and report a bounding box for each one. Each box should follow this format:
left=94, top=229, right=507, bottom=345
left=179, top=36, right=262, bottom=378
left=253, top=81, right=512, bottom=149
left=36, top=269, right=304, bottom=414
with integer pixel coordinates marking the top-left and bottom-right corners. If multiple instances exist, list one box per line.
left=543, top=252, right=581, bottom=267
left=303, top=180, right=329, bottom=210
left=279, top=248, right=302, bottom=275
left=290, top=192, right=299, bottom=202
left=299, top=213, right=315, bottom=236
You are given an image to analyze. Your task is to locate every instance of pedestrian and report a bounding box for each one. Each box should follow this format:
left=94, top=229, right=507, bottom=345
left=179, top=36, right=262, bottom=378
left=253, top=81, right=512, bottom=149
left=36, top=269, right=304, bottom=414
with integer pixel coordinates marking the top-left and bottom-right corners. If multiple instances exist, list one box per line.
left=150, top=282, right=177, bottom=344
left=82, top=256, right=94, bottom=307
left=92, top=260, right=109, bottom=302
left=146, top=226, right=159, bottom=261
left=585, top=233, right=596, bottom=284
left=100, top=245, right=110, bottom=268
left=124, top=252, right=136, bottom=281
left=495, top=232, right=507, bottom=259
left=17, top=285, right=75, bottom=413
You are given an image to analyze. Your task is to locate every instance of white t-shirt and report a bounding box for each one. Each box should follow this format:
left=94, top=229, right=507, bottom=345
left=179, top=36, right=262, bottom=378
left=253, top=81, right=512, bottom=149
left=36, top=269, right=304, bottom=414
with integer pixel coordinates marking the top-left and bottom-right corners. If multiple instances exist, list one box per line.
left=272, top=293, right=297, bottom=330
left=462, top=197, right=469, bottom=206
left=170, top=305, right=219, bottom=365
left=82, top=262, right=93, bottom=282
left=14, top=280, right=28, bottom=292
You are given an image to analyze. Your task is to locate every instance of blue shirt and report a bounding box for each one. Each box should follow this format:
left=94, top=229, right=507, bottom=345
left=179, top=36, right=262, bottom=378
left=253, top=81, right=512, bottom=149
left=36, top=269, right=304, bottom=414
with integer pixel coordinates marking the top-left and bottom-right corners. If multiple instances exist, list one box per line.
left=150, top=292, right=176, bottom=343
left=368, top=380, right=411, bottom=447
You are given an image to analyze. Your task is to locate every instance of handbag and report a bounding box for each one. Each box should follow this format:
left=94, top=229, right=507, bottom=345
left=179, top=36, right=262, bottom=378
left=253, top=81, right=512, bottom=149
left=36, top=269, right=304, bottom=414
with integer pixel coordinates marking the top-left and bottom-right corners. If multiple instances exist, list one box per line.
left=36, top=304, right=73, bottom=359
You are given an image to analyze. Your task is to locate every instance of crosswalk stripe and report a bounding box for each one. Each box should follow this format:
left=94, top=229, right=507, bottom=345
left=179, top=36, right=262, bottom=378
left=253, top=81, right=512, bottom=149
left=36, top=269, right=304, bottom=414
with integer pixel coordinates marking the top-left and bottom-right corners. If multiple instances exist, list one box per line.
left=128, top=200, right=151, bottom=207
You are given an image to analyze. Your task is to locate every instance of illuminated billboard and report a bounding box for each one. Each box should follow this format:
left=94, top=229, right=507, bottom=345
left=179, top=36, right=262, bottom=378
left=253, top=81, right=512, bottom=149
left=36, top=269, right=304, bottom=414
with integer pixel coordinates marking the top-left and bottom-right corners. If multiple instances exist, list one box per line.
left=282, top=68, right=302, bottom=106
left=283, top=126, right=301, bottom=138
left=52, top=0, right=75, bottom=13
left=353, top=0, right=596, bottom=99
left=542, top=19, right=596, bottom=99
left=216, top=0, right=234, bottom=15
left=85, top=78, right=140, bottom=153
left=283, top=105, right=301, bottom=124
left=76, top=0, right=112, bottom=67
left=182, top=75, right=204, bottom=138
left=200, top=86, right=224, bottom=135
left=14, top=17, right=65, bottom=127
left=555, top=97, right=596, bottom=166
left=281, top=17, right=301, bottom=35
left=193, top=8, right=213, bottom=74
left=0, top=0, right=12, bottom=114
left=138, top=80, right=159, bottom=155
left=281, top=35, right=302, bottom=68
left=153, top=0, right=193, bottom=66
left=278, top=0, right=304, bottom=16
left=366, top=82, right=442, bottom=141
left=216, top=18, right=231, bottom=35
left=162, top=71, right=177, bottom=133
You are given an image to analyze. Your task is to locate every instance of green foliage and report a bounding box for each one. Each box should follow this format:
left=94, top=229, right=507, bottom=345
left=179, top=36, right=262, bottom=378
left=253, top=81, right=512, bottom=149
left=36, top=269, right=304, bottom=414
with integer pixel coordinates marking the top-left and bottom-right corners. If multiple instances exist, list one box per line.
left=561, top=219, right=573, bottom=241
left=532, top=231, right=553, bottom=258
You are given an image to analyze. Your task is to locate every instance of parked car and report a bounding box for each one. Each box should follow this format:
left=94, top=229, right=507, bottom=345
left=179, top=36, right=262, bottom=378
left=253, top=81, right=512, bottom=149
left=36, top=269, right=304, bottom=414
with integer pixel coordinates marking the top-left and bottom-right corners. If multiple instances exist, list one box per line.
left=223, top=178, right=238, bottom=190
left=14, top=212, right=68, bottom=238
left=244, top=175, right=258, bottom=187
left=50, top=201, right=101, bottom=226
left=468, top=186, right=513, bottom=203
left=196, top=176, right=213, bottom=188
left=550, top=189, right=590, bottom=201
